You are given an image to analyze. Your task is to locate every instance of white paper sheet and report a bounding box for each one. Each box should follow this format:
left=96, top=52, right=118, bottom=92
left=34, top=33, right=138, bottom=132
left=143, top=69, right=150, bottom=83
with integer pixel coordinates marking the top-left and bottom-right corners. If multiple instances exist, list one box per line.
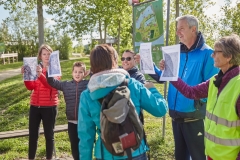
left=48, top=50, right=62, bottom=77
left=23, top=57, right=38, bottom=81
left=160, top=44, right=180, bottom=81
left=139, top=42, right=155, bottom=74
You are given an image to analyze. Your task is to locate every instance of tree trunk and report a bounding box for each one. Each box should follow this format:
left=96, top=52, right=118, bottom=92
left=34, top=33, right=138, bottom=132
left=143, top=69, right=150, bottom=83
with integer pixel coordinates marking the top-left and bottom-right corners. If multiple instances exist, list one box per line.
left=117, top=19, right=121, bottom=54
left=175, top=0, right=179, bottom=44
left=104, top=21, right=107, bottom=44
left=98, top=18, right=103, bottom=44
left=37, top=0, right=44, bottom=46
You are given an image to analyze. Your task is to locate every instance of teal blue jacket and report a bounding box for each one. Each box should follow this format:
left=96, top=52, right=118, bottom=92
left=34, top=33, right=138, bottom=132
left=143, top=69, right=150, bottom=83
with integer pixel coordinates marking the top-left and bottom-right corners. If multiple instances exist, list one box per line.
left=78, top=69, right=168, bottom=160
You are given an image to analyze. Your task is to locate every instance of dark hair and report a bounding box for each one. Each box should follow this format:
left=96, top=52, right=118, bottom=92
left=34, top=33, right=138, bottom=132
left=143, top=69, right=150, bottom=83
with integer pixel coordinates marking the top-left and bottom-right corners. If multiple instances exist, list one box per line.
left=72, top=62, right=86, bottom=72
left=122, top=49, right=136, bottom=57
left=90, top=44, right=118, bottom=74
left=214, top=34, right=240, bottom=65
left=37, top=44, right=53, bottom=60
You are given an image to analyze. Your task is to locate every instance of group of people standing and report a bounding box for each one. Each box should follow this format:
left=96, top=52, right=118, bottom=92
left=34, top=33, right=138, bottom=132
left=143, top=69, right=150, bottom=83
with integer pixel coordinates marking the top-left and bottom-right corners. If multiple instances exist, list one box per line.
left=136, top=15, right=240, bottom=160
left=21, top=14, right=240, bottom=160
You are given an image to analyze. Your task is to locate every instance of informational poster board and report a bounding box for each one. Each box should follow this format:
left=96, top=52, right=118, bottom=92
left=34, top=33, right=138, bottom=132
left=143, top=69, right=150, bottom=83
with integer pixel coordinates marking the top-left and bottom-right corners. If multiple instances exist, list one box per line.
left=133, top=0, right=164, bottom=65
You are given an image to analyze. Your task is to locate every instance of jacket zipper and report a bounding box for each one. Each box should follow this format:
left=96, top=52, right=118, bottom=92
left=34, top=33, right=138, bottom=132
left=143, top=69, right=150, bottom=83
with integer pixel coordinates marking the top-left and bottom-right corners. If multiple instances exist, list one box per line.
left=173, top=52, right=188, bottom=118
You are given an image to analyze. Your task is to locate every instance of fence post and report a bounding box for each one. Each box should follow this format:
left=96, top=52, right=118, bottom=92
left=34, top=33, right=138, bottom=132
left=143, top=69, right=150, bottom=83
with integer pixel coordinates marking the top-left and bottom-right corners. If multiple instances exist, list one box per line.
left=8, top=51, right=10, bottom=64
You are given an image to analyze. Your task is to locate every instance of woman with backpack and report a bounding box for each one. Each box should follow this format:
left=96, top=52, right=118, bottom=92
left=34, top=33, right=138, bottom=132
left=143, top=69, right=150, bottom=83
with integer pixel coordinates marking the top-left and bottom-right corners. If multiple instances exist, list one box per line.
left=78, top=44, right=168, bottom=160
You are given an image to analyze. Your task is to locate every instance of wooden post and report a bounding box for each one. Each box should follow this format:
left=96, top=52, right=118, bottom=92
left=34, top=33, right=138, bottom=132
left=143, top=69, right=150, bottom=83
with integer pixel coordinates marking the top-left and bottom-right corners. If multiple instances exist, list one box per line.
left=8, top=52, right=10, bottom=64
left=13, top=52, right=14, bottom=63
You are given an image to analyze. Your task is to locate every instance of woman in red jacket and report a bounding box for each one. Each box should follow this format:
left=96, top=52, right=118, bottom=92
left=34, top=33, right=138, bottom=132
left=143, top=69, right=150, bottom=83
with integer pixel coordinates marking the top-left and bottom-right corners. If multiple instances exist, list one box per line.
left=22, top=44, right=59, bottom=160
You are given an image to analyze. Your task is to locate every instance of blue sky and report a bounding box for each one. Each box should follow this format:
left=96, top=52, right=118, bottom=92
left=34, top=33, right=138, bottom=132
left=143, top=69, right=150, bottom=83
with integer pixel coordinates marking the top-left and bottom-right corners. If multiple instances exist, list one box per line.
left=0, top=5, right=10, bottom=22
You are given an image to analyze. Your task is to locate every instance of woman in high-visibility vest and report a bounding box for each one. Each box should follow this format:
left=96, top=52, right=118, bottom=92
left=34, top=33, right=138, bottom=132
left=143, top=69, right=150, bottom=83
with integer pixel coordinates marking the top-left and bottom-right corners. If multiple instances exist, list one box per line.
left=162, top=34, right=240, bottom=160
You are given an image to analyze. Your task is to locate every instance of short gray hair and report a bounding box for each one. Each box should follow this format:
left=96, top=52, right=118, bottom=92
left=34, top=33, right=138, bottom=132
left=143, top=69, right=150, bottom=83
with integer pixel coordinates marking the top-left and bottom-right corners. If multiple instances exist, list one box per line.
left=214, top=34, right=240, bottom=65
left=176, top=15, right=199, bottom=33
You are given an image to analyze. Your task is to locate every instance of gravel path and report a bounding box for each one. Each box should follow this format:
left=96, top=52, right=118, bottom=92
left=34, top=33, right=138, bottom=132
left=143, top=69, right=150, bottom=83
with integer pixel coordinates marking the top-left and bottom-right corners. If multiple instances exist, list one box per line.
left=0, top=68, right=21, bottom=82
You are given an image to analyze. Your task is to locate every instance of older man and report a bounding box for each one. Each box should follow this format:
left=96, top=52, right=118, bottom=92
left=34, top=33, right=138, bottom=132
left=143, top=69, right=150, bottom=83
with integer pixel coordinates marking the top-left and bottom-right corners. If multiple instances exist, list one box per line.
left=136, top=15, right=218, bottom=160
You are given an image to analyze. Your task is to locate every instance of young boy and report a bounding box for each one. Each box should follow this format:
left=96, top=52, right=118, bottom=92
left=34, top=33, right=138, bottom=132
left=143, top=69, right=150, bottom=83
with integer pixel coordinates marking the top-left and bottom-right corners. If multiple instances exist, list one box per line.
left=47, top=61, right=89, bottom=160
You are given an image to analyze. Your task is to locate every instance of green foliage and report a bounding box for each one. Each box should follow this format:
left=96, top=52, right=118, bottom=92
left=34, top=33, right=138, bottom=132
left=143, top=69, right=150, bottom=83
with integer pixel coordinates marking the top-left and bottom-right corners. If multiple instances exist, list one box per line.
left=73, top=39, right=84, bottom=54
left=217, top=1, right=240, bottom=37
left=56, top=34, right=73, bottom=60
left=46, top=0, right=133, bottom=53
left=0, top=7, right=39, bottom=60
left=166, top=0, right=217, bottom=47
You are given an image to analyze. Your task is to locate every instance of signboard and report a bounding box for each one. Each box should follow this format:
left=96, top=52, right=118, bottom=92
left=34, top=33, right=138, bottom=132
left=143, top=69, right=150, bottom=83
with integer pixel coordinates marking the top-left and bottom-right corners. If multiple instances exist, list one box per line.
left=133, top=0, right=164, bottom=64
left=0, top=43, right=5, bottom=53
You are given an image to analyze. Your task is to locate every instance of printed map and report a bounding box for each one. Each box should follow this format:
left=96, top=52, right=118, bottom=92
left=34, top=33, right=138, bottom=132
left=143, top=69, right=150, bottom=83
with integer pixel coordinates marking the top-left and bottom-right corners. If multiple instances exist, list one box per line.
left=133, top=0, right=163, bottom=64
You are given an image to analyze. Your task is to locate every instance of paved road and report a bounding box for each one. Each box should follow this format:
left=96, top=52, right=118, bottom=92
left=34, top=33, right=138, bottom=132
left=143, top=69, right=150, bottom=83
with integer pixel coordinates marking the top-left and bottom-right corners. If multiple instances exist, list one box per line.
left=0, top=68, right=21, bottom=82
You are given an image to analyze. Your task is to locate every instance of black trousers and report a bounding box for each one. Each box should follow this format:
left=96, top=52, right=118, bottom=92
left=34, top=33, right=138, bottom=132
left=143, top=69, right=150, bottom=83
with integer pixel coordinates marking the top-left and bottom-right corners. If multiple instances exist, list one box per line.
left=68, top=122, right=80, bottom=160
left=172, top=119, right=205, bottom=160
left=28, top=106, right=57, bottom=159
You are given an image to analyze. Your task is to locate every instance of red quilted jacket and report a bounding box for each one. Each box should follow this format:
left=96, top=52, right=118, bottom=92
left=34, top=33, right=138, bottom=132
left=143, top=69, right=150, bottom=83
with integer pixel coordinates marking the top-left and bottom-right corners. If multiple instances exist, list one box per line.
left=24, top=68, right=60, bottom=106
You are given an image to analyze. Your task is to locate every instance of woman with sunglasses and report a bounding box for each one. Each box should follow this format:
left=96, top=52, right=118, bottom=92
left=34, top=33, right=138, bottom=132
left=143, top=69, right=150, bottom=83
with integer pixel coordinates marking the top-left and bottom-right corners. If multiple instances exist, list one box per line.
left=121, top=49, right=146, bottom=84
left=162, top=34, right=240, bottom=160
left=121, top=49, right=147, bottom=127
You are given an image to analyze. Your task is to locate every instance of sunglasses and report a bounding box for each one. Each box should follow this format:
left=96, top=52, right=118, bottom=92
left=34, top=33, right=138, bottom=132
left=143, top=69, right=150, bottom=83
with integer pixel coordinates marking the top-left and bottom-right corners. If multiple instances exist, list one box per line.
left=212, top=50, right=223, bottom=56
left=121, top=57, right=132, bottom=61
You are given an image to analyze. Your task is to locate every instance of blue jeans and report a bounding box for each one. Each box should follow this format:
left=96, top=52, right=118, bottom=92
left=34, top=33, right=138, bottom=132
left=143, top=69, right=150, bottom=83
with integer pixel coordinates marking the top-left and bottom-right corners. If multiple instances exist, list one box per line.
left=96, top=152, right=147, bottom=160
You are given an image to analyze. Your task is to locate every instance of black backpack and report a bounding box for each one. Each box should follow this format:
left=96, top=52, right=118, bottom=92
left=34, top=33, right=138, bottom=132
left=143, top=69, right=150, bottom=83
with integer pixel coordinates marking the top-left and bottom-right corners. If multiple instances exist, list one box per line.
left=98, top=80, right=143, bottom=159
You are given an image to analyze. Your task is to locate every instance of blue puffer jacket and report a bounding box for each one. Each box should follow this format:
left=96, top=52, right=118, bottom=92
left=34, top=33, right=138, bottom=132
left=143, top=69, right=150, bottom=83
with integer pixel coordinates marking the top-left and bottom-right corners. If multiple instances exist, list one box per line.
left=151, top=32, right=219, bottom=119
left=78, top=68, right=168, bottom=160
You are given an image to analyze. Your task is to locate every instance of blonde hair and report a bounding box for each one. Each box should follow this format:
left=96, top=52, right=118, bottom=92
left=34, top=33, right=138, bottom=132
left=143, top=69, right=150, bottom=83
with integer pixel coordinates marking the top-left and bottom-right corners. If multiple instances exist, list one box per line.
left=37, top=44, right=53, bottom=60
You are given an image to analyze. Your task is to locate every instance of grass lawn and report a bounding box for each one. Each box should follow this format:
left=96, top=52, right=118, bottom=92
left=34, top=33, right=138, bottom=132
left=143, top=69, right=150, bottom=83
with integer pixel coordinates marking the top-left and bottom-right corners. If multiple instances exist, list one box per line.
left=0, top=57, right=175, bottom=160
left=0, top=61, right=23, bottom=72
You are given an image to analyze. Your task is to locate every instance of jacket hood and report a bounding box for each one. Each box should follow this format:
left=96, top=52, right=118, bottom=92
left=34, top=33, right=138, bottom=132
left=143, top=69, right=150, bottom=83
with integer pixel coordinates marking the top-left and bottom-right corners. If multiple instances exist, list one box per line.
left=88, top=68, right=130, bottom=100
left=180, top=31, right=205, bottom=52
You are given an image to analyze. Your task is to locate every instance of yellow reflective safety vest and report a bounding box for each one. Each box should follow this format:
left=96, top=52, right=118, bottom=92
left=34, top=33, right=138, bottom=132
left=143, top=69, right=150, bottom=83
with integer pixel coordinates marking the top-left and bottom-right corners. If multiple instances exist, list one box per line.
left=205, top=75, right=240, bottom=160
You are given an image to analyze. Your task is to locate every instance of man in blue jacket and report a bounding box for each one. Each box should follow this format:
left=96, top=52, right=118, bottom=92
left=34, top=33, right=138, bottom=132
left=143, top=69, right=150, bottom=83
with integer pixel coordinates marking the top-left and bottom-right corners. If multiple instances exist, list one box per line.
left=136, top=15, right=218, bottom=160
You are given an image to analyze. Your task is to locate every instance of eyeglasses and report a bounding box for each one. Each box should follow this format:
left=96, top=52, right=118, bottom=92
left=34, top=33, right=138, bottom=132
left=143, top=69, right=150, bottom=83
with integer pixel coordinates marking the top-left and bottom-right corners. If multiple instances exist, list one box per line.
left=121, top=57, right=132, bottom=61
left=213, top=50, right=223, bottom=55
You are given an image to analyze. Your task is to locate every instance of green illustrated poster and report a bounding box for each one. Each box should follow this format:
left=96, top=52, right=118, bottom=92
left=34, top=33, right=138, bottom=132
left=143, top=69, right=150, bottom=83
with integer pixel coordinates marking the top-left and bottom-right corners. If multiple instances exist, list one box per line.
left=0, top=43, right=5, bottom=53
left=133, top=0, right=164, bottom=65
